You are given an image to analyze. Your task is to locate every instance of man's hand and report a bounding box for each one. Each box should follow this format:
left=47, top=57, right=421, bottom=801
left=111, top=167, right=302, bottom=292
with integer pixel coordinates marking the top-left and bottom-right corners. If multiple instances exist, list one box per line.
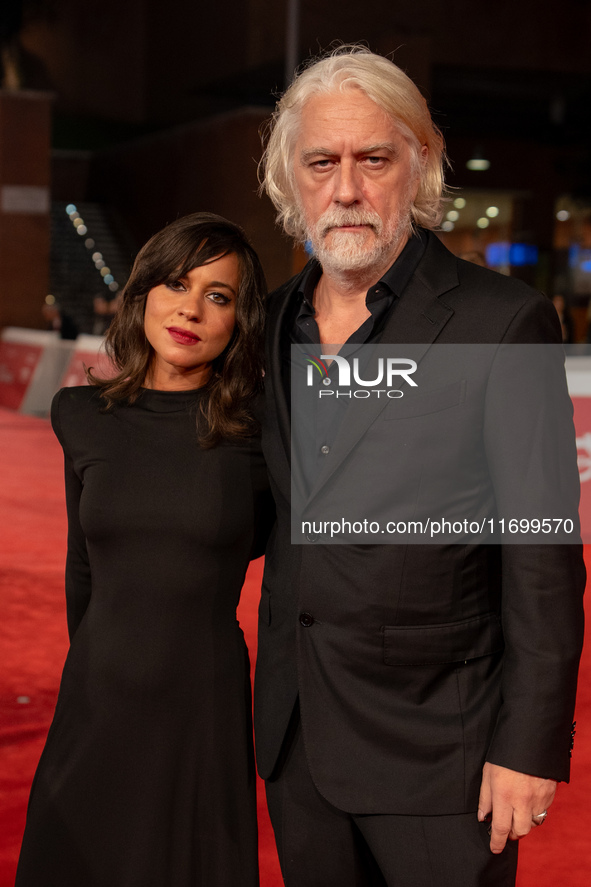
left=478, top=762, right=557, bottom=854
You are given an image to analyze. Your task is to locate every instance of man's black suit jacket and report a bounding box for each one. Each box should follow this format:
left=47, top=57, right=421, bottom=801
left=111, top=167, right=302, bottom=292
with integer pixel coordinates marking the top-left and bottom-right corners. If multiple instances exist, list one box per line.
left=255, top=231, right=586, bottom=815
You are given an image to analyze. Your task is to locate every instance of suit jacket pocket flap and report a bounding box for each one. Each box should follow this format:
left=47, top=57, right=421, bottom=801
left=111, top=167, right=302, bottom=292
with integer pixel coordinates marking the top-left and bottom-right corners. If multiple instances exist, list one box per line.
left=383, top=379, right=465, bottom=420
left=383, top=613, right=504, bottom=666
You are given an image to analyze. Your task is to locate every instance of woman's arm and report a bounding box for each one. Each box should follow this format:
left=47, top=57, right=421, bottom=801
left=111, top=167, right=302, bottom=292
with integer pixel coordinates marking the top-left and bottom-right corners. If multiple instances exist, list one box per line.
left=51, top=390, right=92, bottom=641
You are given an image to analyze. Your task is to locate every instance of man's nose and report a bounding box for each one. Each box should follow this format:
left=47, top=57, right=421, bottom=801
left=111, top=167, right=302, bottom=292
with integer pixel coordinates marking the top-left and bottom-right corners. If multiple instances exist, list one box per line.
left=333, top=160, right=363, bottom=206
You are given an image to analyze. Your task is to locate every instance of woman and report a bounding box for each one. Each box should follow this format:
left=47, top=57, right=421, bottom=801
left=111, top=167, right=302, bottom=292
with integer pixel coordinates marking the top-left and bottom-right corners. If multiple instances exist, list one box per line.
left=16, top=213, right=271, bottom=887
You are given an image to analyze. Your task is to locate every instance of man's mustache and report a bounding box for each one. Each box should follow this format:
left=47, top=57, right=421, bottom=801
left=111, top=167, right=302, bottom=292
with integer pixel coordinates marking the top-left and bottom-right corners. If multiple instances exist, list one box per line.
left=317, top=210, right=383, bottom=237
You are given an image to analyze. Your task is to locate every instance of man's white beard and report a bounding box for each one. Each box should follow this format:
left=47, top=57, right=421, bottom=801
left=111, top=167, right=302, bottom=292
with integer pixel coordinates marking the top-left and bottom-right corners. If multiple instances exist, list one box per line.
left=304, top=203, right=413, bottom=279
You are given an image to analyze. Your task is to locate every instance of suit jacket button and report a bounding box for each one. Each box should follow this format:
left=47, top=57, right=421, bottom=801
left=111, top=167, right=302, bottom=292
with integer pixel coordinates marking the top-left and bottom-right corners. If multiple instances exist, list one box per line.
left=299, top=612, right=315, bottom=627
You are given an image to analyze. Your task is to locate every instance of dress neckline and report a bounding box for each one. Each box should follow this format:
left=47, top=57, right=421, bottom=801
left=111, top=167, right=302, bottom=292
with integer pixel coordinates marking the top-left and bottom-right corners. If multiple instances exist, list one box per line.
left=137, top=387, right=206, bottom=413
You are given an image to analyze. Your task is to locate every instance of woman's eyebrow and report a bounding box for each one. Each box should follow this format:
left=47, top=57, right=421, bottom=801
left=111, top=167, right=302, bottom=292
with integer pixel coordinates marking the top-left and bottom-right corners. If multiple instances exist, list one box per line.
left=206, top=280, right=237, bottom=296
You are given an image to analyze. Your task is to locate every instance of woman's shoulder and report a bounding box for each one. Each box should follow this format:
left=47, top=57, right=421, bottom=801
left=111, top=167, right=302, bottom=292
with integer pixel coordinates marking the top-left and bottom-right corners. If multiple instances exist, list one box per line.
left=51, top=385, right=106, bottom=445
left=52, top=384, right=104, bottom=415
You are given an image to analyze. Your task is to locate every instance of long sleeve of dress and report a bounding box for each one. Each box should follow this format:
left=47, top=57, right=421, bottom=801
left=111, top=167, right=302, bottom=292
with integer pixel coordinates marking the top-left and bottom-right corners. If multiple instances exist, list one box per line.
left=51, top=389, right=92, bottom=641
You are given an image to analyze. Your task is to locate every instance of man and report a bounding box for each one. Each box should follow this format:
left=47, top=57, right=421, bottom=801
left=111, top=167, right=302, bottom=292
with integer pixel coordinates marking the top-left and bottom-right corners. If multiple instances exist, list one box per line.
left=256, top=47, right=585, bottom=886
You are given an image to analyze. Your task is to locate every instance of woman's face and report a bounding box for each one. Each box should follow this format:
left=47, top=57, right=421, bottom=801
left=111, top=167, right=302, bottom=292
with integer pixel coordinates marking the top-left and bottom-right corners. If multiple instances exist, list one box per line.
left=143, top=253, right=239, bottom=390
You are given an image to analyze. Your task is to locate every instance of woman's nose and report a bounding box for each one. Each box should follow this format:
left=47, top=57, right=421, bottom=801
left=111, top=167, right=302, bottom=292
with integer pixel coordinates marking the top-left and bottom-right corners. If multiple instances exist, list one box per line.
left=176, top=294, right=201, bottom=321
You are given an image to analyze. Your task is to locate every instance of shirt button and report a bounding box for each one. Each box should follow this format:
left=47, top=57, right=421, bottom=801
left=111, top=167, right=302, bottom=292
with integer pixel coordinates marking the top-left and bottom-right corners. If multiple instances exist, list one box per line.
left=320, top=445, right=330, bottom=455
left=299, top=612, right=315, bottom=627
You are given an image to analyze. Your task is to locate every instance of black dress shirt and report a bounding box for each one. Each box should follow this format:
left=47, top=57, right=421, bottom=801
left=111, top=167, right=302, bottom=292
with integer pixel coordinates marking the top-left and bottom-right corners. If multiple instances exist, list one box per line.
left=283, top=230, right=427, bottom=490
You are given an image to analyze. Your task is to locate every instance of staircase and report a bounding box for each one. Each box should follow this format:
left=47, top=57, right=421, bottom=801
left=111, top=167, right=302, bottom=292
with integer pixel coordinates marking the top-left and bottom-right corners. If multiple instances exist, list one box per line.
left=49, top=202, right=135, bottom=336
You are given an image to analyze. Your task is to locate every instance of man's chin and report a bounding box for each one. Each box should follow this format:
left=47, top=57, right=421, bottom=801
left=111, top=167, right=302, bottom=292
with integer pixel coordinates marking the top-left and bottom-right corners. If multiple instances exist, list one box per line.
left=322, top=228, right=374, bottom=249
left=314, top=245, right=389, bottom=276
left=310, top=232, right=388, bottom=271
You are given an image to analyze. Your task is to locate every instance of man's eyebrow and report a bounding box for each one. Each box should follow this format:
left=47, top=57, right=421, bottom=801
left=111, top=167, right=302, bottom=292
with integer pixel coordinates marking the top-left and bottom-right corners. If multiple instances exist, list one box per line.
left=300, top=147, right=334, bottom=162
left=361, top=142, right=400, bottom=155
left=299, top=143, right=400, bottom=162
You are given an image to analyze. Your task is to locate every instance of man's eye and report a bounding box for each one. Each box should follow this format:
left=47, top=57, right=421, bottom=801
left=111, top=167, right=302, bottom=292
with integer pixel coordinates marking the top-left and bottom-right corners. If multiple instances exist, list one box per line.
left=311, top=159, right=333, bottom=169
left=365, top=156, right=386, bottom=166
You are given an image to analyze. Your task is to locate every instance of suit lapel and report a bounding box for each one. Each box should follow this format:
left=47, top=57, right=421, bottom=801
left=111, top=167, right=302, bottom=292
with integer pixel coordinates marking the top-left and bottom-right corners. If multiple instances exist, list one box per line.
left=264, top=267, right=310, bottom=502
left=383, top=231, right=460, bottom=344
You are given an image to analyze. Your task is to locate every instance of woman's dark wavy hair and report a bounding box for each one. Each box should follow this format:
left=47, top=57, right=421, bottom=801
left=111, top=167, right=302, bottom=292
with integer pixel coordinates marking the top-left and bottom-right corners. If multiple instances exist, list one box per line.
left=88, top=212, right=266, bottom=447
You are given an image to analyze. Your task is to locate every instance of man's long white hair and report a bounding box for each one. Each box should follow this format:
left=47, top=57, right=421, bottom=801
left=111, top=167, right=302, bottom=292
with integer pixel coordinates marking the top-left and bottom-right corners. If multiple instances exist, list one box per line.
left=260, top=46, right=447, bottom=242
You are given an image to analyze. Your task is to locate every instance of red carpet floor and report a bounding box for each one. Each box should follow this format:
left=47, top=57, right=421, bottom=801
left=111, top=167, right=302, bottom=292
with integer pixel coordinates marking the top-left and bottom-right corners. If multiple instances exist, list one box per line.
left=1, top=406, right=589, bottom=886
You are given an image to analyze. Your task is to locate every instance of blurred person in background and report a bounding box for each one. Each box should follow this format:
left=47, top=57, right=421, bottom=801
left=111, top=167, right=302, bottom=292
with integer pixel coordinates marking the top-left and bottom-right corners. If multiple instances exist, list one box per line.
left=551, top=294, right=575, bottom=344
left=41, top=295, right=79, bottom=340
left=92, top=292, right=123, bottom=335
left=459, top=249, right=488, bottom=268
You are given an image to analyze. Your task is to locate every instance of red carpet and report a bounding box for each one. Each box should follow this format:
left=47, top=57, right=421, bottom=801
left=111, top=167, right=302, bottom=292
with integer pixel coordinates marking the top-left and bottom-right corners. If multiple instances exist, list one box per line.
left=0, top=406, right=589, bottom=886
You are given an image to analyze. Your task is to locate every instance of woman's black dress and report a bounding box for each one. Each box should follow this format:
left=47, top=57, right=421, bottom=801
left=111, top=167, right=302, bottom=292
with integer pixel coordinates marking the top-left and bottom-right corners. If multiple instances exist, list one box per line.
left=16, top=385, right=271, bottom=887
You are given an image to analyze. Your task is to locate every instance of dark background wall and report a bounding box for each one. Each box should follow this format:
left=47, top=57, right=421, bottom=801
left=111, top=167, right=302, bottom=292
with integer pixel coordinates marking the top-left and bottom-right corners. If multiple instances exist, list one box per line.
left=1, top=0, right=590, bottom=328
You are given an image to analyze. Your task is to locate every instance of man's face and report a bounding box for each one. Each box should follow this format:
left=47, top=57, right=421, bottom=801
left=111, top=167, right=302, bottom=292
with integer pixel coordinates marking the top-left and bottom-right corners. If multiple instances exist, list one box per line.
left=293, top=88, right=421, bottom=277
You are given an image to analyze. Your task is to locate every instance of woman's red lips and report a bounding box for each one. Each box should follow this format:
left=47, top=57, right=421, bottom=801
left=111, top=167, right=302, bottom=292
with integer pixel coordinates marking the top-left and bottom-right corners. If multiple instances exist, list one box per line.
left=167, top=327, right=201, bottom=345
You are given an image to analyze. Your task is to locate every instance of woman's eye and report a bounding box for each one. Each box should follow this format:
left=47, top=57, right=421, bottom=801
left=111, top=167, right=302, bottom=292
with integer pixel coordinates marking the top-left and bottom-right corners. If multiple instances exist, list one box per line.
left=167, top=280, right=186, bottom=292
left=207, top=292, right=231, bottom=305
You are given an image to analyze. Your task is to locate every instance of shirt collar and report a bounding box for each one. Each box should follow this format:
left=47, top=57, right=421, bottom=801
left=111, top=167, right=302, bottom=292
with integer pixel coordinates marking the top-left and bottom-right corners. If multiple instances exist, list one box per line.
left=294, top=229, right=427, bottom=329
left=297, top=229, right=426, bottom=302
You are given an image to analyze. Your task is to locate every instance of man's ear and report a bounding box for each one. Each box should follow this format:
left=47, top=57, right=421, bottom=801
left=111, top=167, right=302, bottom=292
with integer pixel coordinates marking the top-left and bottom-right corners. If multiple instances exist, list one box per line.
left=421, top=144, right=429, bottom=165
